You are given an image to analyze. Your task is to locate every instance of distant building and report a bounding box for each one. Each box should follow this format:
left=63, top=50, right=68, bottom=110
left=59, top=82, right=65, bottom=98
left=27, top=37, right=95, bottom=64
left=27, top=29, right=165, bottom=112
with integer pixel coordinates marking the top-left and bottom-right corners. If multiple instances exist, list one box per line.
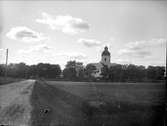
left=91, top=46, right=116, bottom=78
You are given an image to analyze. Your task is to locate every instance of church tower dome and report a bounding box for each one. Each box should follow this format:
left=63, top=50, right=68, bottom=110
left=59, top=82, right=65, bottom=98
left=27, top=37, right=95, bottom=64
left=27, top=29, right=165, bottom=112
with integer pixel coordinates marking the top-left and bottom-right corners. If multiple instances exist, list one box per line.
left=102, top=46, right=110, bottom=56
left=101, top=46, right=111, bottom=67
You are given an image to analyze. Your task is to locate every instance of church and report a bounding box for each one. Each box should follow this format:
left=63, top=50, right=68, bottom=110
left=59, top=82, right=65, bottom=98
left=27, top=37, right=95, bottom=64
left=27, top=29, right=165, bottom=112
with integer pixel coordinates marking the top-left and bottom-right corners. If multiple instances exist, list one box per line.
left=91, top=46, right=115, bottom=78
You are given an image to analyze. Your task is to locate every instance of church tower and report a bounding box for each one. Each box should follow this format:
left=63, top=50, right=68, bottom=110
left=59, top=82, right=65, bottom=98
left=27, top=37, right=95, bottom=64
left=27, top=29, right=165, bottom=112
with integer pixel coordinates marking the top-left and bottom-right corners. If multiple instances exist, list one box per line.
left=101, top=46, right=111, bottom=67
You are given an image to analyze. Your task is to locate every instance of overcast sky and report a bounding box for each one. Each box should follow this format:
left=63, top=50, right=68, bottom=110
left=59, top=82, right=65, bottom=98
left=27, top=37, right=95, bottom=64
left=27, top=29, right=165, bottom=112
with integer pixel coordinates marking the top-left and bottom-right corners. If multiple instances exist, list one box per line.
left=0, top=0, right=166, bottom=68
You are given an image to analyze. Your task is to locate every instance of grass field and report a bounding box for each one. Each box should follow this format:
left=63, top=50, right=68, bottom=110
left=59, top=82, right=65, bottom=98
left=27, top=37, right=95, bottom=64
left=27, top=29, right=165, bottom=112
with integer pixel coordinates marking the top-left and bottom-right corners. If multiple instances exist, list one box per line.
left=0, top=77, right=24, bottom=85
left=0, top=80, right=165, bottom=126
left=47, top=81, right=166, bottom=126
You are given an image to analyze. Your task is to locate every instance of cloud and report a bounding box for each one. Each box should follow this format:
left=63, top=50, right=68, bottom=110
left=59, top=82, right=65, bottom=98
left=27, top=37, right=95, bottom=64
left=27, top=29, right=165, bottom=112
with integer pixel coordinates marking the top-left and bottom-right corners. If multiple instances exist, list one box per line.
left=6, top=26, right=47, bottom=42
left=18, top=45, right=86, bottom=62
left=78, top=37, right=119, bottom=50
left=18, top=44, right=86, bottom=60
left=16, top=44, right=87, bottom=67
left=78, top=38, right=102, bottom=47
left=119, top=49, right=151, bottom=58
left=0, top=48, right=5, bottom=51
left=56, top=52, right=87, bottom=60
left=0, top=49, right=9, bottom=64
left=115, top=58, right=132, bottom=64
left=18, top=44, right=53, bottom=54
left=119, top=38, right=166, bottom=58
left=126, top=38, right=166, bottom=50
left=36, top=12, right=90, bottom=35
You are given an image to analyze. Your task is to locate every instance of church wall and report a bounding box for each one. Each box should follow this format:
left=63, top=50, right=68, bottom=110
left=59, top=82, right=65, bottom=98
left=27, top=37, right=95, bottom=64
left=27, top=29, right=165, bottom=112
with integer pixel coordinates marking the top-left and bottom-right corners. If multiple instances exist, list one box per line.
left=101, top=56, right=110, bottom=66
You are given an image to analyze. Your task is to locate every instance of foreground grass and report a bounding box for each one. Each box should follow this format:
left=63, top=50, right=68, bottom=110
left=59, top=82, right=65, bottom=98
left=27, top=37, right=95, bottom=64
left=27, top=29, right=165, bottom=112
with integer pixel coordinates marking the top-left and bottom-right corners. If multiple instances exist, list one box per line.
left=0, top=80, right=165, bottom=126
left=0, top=77, right=24, bottom=85
left=48, top=81, right=165, bottom=126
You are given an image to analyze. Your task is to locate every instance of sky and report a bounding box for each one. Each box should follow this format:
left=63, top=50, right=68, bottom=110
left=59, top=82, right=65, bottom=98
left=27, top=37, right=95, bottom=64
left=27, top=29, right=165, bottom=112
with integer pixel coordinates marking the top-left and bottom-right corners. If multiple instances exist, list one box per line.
left=0, top=0, right=166, bottom=69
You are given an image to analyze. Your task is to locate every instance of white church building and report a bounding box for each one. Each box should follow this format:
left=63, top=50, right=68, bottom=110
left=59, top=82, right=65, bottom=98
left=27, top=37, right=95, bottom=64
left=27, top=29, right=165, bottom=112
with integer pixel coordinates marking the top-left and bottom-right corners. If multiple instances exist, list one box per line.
left=91, top=46, right=116, bottom=78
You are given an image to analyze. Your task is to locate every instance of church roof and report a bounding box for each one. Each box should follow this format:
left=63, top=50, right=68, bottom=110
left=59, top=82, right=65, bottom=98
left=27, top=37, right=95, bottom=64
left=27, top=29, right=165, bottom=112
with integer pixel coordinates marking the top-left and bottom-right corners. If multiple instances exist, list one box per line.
left=101, top=46, right=110, bottom=56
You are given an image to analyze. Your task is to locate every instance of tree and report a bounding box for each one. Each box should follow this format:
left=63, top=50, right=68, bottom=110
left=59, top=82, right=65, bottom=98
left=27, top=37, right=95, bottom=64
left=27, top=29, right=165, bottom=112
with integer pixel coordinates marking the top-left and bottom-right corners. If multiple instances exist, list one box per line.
left=63, top=67, right=76, bottom=80
left=147, top=66, right=157, bottom=81
left=155, top=66, right=165, bottom=80
left=36, top=63, right=61, bottom=78
left=126, top=64, right=139, bottom=82
left=136, top=65, right=146, bottom=82
left=147, top=66, right=165, bottom=81
left=7, top=63, right=29, bottom=78
left=63, top=60, right=86, bottom=81
left=16, top=63, right=29, bottom=78
left=101, top=64, right=110, bottom=81
left=77, top=68, right=85, bottom=80
left=0, top=61, right=165, bottom=82
left=63, top=60, right=77, bottom=80
left=109, top=64, right=124, bottom=82
left=0, top=64, right=5, bottom=76
left=48, top=64, right=61, bottom=78
left=85, top=63, right=97, bottom=79
left=28, top=65, right=37, bottom=78
left=65, top=60, right=76, bottom=68
left=75, top=62, right=85, bottom=80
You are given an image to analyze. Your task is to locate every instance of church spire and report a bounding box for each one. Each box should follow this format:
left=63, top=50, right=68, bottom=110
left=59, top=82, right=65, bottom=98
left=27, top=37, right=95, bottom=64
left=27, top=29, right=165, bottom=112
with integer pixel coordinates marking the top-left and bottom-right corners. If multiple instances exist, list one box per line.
left=102, top=46, right=110, bottom=56
left=101, top=46, right=111, bottom=67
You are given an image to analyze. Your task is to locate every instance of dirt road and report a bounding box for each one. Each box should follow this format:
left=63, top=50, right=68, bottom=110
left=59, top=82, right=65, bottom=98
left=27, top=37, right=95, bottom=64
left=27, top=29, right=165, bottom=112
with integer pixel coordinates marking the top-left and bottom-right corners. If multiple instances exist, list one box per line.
left=0, top=80, right=89, bottom=126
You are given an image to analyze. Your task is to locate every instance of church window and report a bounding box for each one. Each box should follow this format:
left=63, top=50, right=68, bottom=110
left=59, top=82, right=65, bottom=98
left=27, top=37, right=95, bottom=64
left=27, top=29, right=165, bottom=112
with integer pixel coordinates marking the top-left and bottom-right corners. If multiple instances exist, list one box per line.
left=104, top=58, right=106, bottom=62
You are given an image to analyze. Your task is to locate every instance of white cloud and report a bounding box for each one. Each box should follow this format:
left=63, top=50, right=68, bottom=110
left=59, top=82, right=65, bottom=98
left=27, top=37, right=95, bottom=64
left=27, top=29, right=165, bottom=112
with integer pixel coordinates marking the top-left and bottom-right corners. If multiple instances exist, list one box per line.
left=127, top=38, right=166, bottom=50
left=0, top=48, right=6, bottom=51
left=18, top=44, right=53, bottom=54
left=56, top=52, right=87, bottom=60
left=6, top=26, right=48, bottom=42
left=36, top=12, right=90, bottom=35
left=0, top=49, right=6, bottom=64
left=110, top=37, right=118, bottom=43
left=115, top=58, right=132, bottom=65
left=17, top=45, right=87, bottom=66
left=119, top=49, right=151, bottom=58
left=119, top=38, right=166, bottom=58
left=18, top=44, right=86, bottom=61
left=78, top=38, right=102, bottom=47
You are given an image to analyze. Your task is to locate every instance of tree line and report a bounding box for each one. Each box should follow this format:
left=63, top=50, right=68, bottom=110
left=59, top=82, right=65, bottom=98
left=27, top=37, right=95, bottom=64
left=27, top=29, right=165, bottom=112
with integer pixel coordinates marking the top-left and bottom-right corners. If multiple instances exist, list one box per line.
left=0, top=61, right=165, bottom=82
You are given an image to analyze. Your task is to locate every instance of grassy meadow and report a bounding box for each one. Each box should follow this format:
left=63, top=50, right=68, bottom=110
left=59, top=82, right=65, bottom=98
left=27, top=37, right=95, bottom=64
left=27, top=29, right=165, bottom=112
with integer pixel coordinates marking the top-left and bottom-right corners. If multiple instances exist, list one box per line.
left=0, top=77, right=24, bottom=85
left=47, top=81, right=165, bottom=126
left=0, top=80, right=165, bottom=126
